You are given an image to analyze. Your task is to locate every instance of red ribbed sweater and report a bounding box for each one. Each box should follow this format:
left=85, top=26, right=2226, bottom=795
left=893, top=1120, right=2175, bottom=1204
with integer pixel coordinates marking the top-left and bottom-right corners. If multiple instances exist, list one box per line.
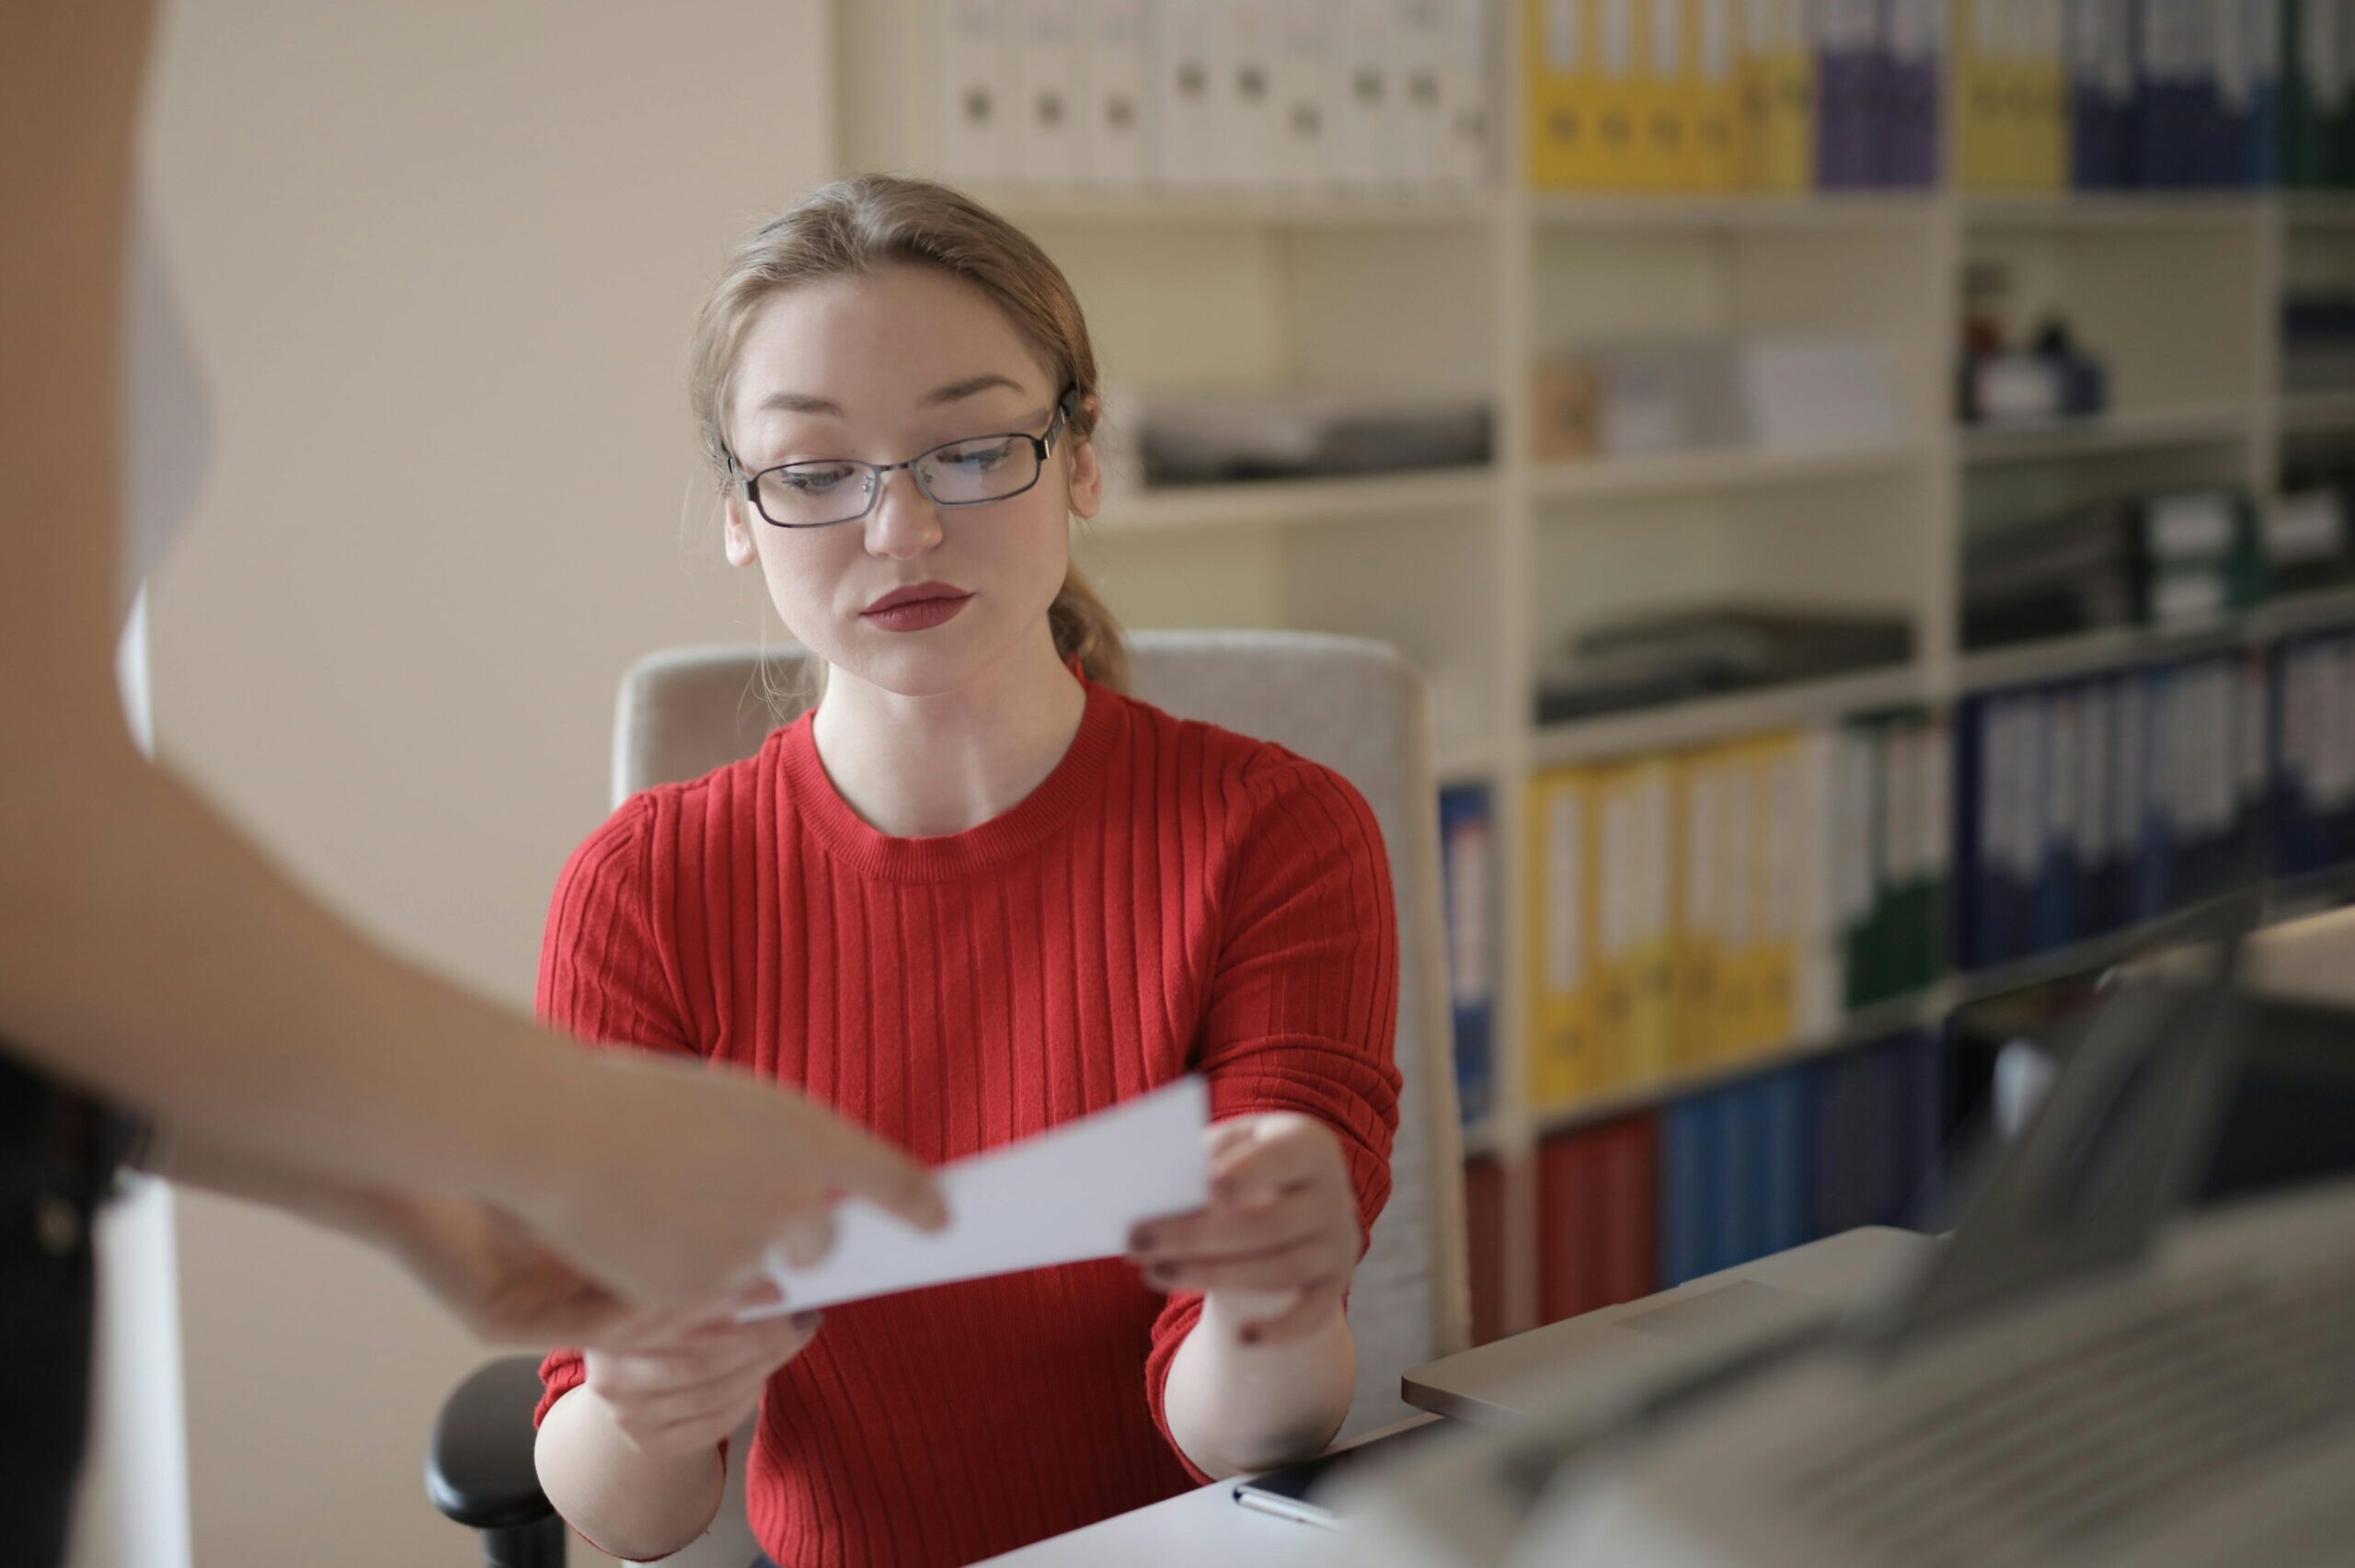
left=534, top=674, right=1401, bottom=1568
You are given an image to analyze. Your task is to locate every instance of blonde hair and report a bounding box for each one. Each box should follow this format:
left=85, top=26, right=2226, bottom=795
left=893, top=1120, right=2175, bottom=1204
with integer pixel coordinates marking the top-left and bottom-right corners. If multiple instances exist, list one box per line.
left=689, top=174, right=1130, bottom=692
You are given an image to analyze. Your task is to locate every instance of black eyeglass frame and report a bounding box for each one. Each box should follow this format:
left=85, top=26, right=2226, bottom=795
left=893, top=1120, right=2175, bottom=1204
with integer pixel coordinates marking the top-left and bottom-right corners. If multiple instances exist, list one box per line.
left=727, top=384, right=1086, bottom=530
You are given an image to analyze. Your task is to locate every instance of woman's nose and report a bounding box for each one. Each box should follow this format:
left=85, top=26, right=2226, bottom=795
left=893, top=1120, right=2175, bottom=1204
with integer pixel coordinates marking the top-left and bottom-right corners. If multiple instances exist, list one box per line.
left=863, top=468, right=943, bottom=559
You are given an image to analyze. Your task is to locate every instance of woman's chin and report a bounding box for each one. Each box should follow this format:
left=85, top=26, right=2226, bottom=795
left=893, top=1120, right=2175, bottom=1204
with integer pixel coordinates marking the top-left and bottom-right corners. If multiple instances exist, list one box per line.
left=827, top=634, right=992, bottom=701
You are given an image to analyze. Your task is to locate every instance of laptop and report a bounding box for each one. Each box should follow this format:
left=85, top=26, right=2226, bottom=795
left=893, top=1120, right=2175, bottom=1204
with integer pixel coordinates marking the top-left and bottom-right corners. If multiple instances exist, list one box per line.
left=1402, top=1225, right=1939, bottom=1428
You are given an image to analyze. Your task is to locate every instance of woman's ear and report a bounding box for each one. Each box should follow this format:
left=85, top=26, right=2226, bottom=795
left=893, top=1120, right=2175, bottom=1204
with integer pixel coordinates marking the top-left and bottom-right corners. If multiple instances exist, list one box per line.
left=722, top=495, right=760, bottom=567
left=1065, top=394, right=1104, bottom=522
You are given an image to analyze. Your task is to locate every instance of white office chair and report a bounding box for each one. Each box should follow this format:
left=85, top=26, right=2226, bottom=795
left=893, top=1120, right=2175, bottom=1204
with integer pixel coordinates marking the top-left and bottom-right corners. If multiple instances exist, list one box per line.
left=430, top=630, right=1469, bottom=1566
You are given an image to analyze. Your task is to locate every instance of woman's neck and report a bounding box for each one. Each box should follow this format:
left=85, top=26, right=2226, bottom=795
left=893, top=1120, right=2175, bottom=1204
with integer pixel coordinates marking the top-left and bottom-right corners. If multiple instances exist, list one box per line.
left=809, top=625, right=1089, bottom=839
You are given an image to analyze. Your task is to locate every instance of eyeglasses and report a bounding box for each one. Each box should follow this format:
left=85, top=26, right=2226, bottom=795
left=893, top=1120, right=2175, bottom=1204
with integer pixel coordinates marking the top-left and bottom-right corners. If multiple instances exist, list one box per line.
left=729, top=385, right=1082, bottom=530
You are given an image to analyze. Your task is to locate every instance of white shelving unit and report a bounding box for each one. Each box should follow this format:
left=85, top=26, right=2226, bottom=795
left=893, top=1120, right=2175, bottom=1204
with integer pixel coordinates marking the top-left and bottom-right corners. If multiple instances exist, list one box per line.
left=2276, top=390, right=2355, bottom=436
left=971, top=183, right=1505, bottom=229
left=1529, top=664, right=1935, bottom=767
left=835, top=3, right=2355, bottom=1338
left=1097, top=468, right=1499, bottom=534
left=1959, top=403, right=2258, bottom=466
left=1531, top=441, right=1931, bottom=503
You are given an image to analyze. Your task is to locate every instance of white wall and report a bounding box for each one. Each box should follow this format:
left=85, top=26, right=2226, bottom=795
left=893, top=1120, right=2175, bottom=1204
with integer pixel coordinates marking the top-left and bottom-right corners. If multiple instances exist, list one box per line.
left=137, top=4, right=831, bottom=1561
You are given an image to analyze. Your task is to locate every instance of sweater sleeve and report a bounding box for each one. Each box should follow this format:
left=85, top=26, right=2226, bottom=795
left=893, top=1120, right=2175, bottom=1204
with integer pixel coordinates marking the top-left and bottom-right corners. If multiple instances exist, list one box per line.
left=1143, top=756, right=1404, bottom=1478
left=531, top=792, right=699, bottom=1429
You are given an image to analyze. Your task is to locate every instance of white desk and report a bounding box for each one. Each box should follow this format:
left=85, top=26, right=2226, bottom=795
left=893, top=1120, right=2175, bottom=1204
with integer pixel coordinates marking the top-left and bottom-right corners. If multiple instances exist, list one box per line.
left=972, top=1417, right=1437, bottom=1567
left=971, top=1473, right=1351, bottom=1567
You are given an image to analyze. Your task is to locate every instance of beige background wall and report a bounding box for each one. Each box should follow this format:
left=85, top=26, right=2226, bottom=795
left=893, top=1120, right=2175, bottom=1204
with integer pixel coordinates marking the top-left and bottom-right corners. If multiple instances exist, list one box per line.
left=138, top=4, right=831, bottom=1561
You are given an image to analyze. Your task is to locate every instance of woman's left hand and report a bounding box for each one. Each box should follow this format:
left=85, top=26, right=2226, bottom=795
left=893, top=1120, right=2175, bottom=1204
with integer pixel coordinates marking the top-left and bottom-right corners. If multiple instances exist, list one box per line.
left=1128, top=1112, right=1361, bottom=1346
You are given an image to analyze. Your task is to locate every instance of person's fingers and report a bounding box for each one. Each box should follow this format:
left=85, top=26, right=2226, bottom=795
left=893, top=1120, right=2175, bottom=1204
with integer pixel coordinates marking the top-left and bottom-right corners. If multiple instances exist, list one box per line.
left=1236, top=1279, right=1347, bottom=1347
left=584, top=1318, right=753, bottom=1391
left=775, top=1208, right=835, bottom=1271
left=1130, top=1191, right=1318, bottom=1262
left=609, top=1384, right=752, bottom=1453
left=639, top=1407, right=752, bottom=1457
left=645, top=1309, right=819, bottom=1413
left=604, top=1310, right=812, bottom=1383
left=631, top=1337, right=797, bottom=1419
left=588, top=1292, right=757, bottom=1356
left=1141, top=1234, right=1348, bottom=1295
left=711, top=1274, right=790, bottom=1323
left=615, top=1377, right=751, bottom=1438
left=813, top=1121, right=949, bottom=1232
left=609, top=1316, right=818, bottom=1431
left=1209, top=1117, right=1335, bottom=1205
left=1206, top=1118, right=1259, bottom=1162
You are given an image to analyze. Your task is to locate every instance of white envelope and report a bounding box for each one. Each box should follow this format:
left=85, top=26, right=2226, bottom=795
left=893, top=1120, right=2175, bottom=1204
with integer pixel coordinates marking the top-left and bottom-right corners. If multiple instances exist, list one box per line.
left=740, top=1076, right=1211, bottom=1320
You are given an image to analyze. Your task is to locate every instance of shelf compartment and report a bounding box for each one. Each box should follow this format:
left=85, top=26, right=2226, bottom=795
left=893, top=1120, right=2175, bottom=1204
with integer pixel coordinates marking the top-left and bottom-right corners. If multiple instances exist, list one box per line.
left=1435, top=735, right=1501, bottom=786
left=1962, top=194, right=2263, bottom=234
left=2277, top=390, right=2355, bottom=436
left=1530, top=664, right=1931, bottom=767
left=1959, top=404, right=2257, bottom=466
left=1093, top=468, right=1499, bottom=534
left=1958, top=587, right=2355, bottom=695
left=1528, top=193, right=1939, bottom=233
left=2255, top=583, right=2355, bottom=639
left=1958, top=620, right=2251, bottom=693
left=969, top=184, right=1504, bottom=230
left=2278, top=194, right=2355, bottom=230
left=1532, top=990, right=1942, bottom=1140
left=1533, top=441, right=1931, bottom=505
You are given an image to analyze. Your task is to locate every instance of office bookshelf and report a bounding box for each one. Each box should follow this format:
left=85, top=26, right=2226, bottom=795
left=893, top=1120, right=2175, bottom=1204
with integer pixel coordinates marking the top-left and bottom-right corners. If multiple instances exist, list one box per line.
left=833, top=3, right=2355, bottom=1337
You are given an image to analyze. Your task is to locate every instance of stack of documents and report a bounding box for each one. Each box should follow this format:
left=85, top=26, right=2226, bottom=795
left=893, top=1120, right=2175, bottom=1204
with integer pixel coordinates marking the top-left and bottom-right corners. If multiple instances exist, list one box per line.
left=1534, top=602, right=1916, bottom=722
left=1536, top=332, right=1907, bottom=464
left=2269, top=473, right=2355, bottom=597
left=1955, top=655, right=2270, bottom=970
left=1954, top=0, right=2068, bottom=190
left=1116, top=385, right=1495, bottom=487
left=1441, top=783, right=1499, bottom=1127
left=1963, top=486, right=2269, bottom=652
left=2059, top=0, right=2286, bottom=191
left=2274, top=630, right=2355, bottom=880
left=1522, top=706, right=1946, bottom=1119
left=939, top=0, right=1496, bottom=191
left=1525, top=0, right=1942, bottom=193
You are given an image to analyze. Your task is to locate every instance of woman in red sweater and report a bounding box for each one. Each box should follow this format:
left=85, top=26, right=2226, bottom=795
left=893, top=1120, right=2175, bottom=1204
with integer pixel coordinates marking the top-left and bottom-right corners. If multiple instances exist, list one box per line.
left=532, top=175, right=1402, bottom=1567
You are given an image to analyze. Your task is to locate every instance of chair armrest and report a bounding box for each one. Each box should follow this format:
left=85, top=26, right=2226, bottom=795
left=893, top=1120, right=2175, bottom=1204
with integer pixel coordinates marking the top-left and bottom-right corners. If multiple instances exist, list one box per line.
left=426, top=1355, right=557, bottom=1531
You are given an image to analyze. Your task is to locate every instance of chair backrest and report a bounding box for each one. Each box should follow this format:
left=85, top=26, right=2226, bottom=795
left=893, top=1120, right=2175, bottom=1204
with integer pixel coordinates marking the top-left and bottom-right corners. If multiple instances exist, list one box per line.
left=614, top=631, right=1470, bottom=1438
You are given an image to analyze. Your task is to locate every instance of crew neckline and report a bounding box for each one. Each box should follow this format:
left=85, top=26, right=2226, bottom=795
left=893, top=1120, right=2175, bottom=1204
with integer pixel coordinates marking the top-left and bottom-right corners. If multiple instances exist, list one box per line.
left=781, top=675, right=1121, bottom=883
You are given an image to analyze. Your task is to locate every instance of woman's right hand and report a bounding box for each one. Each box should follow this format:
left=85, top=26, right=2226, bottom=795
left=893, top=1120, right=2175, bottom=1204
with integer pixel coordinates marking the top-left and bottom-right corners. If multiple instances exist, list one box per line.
left=508, top=1047, right=948, bottom=1308
left=579, top=1305, right=824, bottom=1459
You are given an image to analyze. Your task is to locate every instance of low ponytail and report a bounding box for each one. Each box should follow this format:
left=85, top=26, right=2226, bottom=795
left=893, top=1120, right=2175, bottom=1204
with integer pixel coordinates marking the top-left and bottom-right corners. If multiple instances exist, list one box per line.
left=1048, top=562, right=1129, bottom=692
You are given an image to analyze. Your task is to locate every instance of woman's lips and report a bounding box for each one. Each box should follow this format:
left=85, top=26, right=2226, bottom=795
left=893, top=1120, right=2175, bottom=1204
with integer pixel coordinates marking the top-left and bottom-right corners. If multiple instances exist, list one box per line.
left=861, top=592, right=971, bottom=633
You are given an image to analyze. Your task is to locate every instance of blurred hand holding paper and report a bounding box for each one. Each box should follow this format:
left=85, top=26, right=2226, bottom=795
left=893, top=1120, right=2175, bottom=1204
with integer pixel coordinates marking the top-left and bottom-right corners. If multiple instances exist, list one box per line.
left=740, top=1076, right=1210, bottom=1320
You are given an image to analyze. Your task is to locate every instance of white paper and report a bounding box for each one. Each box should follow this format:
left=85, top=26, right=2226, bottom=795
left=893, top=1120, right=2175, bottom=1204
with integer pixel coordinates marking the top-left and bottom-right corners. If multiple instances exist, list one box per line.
left=740, top=1076, right=1210, bottom=1320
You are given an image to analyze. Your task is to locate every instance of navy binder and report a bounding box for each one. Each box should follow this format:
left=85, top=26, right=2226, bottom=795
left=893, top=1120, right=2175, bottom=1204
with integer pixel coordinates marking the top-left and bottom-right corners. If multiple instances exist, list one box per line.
left=1439, top=784, right=1496, bottom=1124
left=1817, top=0, right=1879, bottom=188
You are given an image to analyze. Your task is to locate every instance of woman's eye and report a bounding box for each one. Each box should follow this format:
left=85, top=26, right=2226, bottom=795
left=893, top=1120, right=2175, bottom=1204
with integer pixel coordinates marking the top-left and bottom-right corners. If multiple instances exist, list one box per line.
left=776, top=464, right=854, bottom=494
left=943, top=440, right=1013, bottom=470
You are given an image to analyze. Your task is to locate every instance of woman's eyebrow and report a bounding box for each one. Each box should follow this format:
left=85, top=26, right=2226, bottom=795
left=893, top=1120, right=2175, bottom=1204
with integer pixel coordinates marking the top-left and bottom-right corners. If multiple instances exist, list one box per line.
left=752, top=374, right=1027, bottom=421
left=921, top=373, right=1026, bottom=406
left=756, top=390, right=845, bottom=418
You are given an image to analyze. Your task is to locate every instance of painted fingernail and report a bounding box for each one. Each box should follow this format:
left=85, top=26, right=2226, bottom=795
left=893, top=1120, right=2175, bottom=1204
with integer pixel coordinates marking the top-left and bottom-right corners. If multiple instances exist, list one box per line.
left=1130, top=1226, right=1156, bottom=1253
left=1147, top=1264, right=1176, bottom=1287
left=1240, top=1326, right=1263, bottom=1346
left=790, top=1310, right=824, bottom=1333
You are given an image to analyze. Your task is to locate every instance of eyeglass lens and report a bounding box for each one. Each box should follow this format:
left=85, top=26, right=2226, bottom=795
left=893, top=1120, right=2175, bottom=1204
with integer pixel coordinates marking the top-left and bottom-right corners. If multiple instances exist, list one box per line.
left=755, top=433, right=1042, bottom=527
